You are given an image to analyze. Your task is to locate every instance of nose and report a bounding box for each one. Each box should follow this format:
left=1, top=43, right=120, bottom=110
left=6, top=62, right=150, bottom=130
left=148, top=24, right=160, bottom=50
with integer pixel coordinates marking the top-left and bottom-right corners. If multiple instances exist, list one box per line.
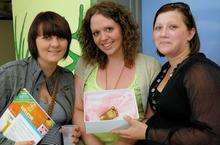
left=50, top=36, right=59, bottom=47
left=160, top=27, right=168, bottom=37
left=100, top=32, right=108, bottom=41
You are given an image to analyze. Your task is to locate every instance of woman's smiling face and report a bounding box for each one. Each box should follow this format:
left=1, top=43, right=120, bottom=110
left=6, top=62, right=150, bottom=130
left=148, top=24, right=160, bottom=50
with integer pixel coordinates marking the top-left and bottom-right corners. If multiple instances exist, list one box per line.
left=90, top=14, right=123, bottom=57
left=36, top=26, right=68, bottom=65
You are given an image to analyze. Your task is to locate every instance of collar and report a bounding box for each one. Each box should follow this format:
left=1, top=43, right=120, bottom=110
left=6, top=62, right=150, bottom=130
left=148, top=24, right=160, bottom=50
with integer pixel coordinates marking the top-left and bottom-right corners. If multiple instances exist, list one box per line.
left=24, top=57, right=42, bottom=80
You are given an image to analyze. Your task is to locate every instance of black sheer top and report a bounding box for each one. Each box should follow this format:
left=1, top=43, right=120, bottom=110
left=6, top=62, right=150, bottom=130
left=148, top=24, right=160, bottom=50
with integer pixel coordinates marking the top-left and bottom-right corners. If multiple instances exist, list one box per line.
left=145, top=53, right=220, bottom=145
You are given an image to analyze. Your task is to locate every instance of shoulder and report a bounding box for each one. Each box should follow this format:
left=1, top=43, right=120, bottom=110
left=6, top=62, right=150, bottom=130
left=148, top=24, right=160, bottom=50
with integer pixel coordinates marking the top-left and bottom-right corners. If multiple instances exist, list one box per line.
left=75, top=57, right=97, bottom=80
left=58, top=66, right=73, bottom=74
left=0, top=58, right=29, bottom=75
left=184, top=53, right=219, bottom=73
left=183, top=54, right=220, bottom=99
left=136, top=53, right=161, bottom=71
left=57, top=66, right=74, bottom=79
left=75, top=57, right=88, bottom=73
left=137, top=53, right=160, bottom=64
left=76, top=57, right=89, bottom=68
left=76, top=57, right=96, bottom=70
left=183, top=53, right=220, bottom=81
left=135, top=53, right=161, bottom=86
left=57, top=67, right=75, bottom=90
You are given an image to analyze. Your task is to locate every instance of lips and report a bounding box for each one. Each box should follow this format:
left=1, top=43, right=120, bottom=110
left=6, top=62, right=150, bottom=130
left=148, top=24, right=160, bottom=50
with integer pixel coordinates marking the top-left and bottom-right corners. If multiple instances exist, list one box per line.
left=159, top=41, right=171, bottom=45
left=47, top=50, right=63, bottom=56
left=102, top=41, right=113, bottom=49
left=48, top=50, right=61, bottom=53
left=103, top=42, right=112, bottom=47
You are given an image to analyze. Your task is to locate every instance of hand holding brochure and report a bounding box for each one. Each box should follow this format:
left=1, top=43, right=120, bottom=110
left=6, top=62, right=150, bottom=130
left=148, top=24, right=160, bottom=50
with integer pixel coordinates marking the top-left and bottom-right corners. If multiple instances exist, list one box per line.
left=0, top=88, right=55, bottom=145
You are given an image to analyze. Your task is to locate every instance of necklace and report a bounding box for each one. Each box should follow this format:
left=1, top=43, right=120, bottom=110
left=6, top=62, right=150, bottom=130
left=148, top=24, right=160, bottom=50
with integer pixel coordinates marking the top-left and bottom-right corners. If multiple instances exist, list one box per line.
left=168, top=67, right=175, bottom=77
left=40, top=73, right=59, bottom=116
left=105, top=64, right=125, bottom=90
left=168, top=54, right=189, bottom=77
left=46, top=77, right=59, bottom=116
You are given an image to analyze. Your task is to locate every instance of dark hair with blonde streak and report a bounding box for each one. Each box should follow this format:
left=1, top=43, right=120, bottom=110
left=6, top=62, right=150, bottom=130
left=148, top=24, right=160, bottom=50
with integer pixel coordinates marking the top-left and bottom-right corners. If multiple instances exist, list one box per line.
left=153, top=2, right=200, bottom=57
left=79, top=1, right=140, bottom=69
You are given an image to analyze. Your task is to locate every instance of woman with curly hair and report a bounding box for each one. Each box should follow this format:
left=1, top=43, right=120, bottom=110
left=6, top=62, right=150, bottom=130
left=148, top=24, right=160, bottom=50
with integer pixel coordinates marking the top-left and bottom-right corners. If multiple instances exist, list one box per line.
left=73, top=1, right=161, bottom=145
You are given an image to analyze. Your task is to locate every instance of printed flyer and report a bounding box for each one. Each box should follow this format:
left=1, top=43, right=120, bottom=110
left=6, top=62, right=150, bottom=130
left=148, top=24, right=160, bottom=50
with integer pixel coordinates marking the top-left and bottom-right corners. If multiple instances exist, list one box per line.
left=0, top=88, right=55, bottom=144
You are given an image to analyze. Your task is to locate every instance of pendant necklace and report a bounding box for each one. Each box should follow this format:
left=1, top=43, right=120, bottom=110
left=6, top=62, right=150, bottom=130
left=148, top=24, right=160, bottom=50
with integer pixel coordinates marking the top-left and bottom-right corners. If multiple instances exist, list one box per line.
left=105, top=64, right=125, bottom=90
left=168, top=68, right=174, bottom=77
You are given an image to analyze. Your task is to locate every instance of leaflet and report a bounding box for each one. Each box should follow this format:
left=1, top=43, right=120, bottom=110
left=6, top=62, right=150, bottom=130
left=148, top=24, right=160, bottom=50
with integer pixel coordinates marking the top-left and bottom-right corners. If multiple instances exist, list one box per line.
left=0, top=88, right=55, bottom=144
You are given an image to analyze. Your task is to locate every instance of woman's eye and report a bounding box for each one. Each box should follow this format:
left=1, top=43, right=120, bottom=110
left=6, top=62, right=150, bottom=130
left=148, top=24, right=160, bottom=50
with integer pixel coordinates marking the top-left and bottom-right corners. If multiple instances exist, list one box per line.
left=154, top=26, right=162, bottom=31
left=43, top=35, right=52, bottom=40
left=106, top=27, right=113, bottom=32
left=92, top=32, right=99, bottom=37
left=169, top=25, right=177, bottom=30
left=58, top=37, right=66, bottom=41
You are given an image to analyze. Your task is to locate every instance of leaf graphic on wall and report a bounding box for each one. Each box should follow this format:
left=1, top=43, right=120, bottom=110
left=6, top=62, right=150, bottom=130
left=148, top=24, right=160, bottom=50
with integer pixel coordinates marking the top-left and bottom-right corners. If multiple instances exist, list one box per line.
left=65, top=4, right=84, bottom=71
left=13, top=12, right=29, bottom=60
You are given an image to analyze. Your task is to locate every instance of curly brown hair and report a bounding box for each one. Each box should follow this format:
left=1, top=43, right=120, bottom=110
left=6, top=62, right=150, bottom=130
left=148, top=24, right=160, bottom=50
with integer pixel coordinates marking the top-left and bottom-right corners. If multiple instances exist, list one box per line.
left=79, top=1, right=140, bottom=69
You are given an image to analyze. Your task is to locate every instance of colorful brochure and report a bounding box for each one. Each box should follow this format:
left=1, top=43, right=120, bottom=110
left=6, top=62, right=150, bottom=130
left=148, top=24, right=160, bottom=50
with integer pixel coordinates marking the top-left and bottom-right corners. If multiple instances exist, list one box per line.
left=0, top=88, right=55, bottom=145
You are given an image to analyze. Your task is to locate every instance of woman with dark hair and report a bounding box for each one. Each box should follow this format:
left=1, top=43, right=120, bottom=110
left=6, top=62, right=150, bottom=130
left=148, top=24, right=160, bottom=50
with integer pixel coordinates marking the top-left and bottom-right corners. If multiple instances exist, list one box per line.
left=73, top=1, right=160, bottom=145
left=0, top=11, right=75, bottom=145
left=113, top=2, right=220, bottom=145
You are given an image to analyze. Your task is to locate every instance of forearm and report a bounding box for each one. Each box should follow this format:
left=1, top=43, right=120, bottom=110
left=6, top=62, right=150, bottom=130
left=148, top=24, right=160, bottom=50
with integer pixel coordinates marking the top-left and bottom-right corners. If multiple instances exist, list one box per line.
left=81, top=134, right=103, bottom=145
left=169, top=127, right=214, bottom=145
left=146, top=126, right=214, bottom=145
left=115, top=138, right=136, bottom=145
left=73, top=109, right=103, bottom=145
